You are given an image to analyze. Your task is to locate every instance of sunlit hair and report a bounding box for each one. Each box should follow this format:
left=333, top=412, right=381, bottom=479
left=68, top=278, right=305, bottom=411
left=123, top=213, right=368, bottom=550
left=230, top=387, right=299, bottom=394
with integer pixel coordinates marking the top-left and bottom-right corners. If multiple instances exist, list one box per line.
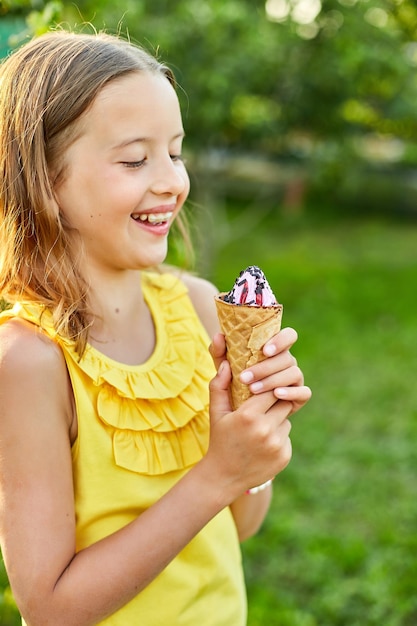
left=0, top=30, right=192, bottom=355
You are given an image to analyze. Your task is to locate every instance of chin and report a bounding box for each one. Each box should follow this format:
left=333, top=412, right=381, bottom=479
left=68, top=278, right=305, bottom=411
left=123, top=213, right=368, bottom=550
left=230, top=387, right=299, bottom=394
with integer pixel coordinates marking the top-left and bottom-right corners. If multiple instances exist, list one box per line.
left=138, top=250, right=169, bottom=270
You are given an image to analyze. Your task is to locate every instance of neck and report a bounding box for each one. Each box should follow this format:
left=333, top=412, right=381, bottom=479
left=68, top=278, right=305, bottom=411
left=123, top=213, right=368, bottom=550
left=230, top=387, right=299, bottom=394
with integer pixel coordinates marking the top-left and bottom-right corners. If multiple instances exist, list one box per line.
left=86, top=270, right=156, bottom=365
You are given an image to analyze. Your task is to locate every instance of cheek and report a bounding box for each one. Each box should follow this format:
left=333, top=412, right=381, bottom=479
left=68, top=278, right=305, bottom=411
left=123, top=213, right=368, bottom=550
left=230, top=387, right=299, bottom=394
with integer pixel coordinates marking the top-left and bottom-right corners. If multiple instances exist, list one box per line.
left=180, top=169, right=191, bottom=201
left=57, top=167, right=106, bottom=210
left=54, top=183, right=96, bottom=230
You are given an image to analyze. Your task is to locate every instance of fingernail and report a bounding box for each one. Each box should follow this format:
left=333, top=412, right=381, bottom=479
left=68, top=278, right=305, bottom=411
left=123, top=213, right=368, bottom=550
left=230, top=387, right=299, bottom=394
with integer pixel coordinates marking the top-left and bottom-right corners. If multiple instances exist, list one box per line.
left=240, top=370, right=254, bottom=384
left=264, top=344, right=276, bottom=356
left=250, top=381, right=263, bottom=392
left=274, top=387, right=288, bottom=398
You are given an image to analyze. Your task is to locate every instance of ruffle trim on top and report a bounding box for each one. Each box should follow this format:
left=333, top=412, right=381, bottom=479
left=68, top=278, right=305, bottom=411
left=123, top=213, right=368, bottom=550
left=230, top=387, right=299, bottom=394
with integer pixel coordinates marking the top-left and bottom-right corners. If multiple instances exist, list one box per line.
left=1, top=272, right=214, bottom=475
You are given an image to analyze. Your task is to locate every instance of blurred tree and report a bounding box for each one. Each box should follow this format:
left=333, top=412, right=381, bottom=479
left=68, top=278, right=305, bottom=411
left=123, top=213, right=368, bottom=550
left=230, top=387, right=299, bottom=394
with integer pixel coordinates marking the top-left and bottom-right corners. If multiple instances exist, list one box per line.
left=2, top=0, right=417, bottom=214
left=4, top=0, right=417, bottom=150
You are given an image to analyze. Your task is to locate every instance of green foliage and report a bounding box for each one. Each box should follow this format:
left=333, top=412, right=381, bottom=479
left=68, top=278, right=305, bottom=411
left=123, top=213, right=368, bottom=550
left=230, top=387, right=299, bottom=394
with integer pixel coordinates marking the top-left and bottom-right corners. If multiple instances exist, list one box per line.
left=0, top=559, right=19, bottom=626
left=0, top=0, right=62, bottom=49
left=63, top=0, right=417, bottom=156
left=24, top=1, right=62, bottom=36
left=209, top=211, right=417, bottom=626
left=4, top=0, right=417, bottom=153
left=3, top=0, right=417, bottom=214
left=1, top=0, right=41, bottom=12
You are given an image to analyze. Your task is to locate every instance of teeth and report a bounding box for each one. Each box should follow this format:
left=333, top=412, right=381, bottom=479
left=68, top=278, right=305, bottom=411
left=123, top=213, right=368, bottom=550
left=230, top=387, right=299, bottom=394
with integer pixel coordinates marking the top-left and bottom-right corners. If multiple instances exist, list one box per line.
left=136, top=212, right=173, bottom=224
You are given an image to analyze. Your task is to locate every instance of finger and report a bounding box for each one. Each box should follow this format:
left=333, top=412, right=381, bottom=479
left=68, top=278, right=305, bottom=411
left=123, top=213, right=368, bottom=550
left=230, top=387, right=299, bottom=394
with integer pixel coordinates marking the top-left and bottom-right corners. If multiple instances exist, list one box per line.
left=275, top=432, right=293, bottom=474
left=240, top=388, right=287, bottom=418
left=209, top=333, right=227, bottom=371
left=270, top=416, right=293, bottom=447
left=274, top=385, right=312, bottom=403
left=208, top=359, right=232, bottom=421
left=262, top=327, right=298, bottom=357
left=265, top=399, right=294, bottom=423
left=241, top=351, right=297, bottom=386
left=247, top=364, right=304, bottom=394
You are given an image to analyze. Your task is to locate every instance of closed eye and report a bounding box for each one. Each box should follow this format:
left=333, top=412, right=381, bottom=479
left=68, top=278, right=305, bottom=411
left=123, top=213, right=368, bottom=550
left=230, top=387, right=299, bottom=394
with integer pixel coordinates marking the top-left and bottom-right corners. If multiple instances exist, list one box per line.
left=171, top=154, right=185, bottom=163
left=121, top=159, right=146, bottom=169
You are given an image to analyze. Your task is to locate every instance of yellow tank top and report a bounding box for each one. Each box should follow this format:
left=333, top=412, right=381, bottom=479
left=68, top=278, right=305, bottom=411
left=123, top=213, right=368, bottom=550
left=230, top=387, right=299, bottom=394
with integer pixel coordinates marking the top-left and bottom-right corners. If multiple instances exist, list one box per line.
left=0, top=271, right=247, bottom=626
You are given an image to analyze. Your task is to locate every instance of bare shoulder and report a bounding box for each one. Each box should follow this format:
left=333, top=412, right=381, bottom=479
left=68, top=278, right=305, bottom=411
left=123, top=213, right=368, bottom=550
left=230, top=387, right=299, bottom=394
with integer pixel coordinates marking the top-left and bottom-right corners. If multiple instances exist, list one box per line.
left=179, top=272, right=219, bottom=299
left=0, top=319, right=73, bottom=430
left=176, top=272, right=220, bottom=339
left=0, top=318, right=67, bottom=377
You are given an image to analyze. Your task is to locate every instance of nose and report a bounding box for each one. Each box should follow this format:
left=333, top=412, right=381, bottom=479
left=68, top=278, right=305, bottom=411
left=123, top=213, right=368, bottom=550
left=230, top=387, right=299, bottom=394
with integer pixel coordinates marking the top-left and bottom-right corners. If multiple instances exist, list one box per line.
left=150, top=157, right=189, bottom=197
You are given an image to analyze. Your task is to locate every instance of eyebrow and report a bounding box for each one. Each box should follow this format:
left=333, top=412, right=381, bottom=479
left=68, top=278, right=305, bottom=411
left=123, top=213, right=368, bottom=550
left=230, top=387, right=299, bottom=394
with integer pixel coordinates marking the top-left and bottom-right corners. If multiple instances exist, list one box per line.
left=111, top=131, right=185, bottom=150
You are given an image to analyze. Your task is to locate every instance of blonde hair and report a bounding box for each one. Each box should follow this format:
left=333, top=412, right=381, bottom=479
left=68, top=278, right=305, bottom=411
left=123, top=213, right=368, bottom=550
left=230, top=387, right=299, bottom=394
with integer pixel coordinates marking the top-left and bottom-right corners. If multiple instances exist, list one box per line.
left=0, top=30, right=190, bottom=354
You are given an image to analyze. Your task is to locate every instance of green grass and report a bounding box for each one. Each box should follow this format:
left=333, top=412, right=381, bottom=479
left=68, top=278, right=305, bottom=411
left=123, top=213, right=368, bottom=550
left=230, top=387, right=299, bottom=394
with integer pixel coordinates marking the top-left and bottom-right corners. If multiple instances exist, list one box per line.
left=2, top=213, right=417, bottom=625
left=208, top=213, right=417, bottom=626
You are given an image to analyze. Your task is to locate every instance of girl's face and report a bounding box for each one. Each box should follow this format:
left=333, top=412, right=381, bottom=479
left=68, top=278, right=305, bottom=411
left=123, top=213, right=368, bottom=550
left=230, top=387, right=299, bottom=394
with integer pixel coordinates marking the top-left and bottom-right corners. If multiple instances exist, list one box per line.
left=54, top=71, right=190, bottom=274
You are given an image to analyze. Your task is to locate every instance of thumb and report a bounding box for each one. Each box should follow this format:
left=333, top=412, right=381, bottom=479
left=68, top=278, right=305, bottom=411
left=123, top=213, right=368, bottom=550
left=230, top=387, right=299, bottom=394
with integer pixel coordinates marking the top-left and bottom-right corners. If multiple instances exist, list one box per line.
left=209, top=359, right=232, bottom=422
left=209, top=332, right=227, bottom=371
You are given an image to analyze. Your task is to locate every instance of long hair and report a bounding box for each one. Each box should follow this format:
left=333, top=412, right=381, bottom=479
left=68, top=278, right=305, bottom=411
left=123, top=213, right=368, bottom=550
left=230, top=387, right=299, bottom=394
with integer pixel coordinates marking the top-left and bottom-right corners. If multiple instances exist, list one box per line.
left=0, top=30, right=188, bottom=355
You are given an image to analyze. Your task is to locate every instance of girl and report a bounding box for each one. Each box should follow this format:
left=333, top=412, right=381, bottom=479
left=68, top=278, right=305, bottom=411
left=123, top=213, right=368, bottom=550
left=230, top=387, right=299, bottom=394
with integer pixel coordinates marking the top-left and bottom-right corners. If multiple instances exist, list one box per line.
left=0, top=31, right=311, bottom=626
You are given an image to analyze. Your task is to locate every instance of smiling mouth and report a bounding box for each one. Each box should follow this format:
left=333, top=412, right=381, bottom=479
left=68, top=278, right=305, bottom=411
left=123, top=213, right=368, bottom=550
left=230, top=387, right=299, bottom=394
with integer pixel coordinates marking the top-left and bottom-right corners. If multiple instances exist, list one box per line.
left=131, top=211, right=173, bottom=225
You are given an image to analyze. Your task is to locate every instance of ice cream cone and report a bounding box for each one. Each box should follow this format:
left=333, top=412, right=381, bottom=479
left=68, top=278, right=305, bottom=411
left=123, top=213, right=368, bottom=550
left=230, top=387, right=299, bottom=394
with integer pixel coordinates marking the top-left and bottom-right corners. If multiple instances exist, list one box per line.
left=215, top=294, right=283, bottom=409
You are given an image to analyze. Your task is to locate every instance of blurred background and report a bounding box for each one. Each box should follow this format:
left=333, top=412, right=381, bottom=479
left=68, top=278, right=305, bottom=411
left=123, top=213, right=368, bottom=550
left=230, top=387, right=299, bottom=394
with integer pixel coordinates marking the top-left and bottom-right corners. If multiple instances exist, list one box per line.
left=1, top=1, right=417, bottom=624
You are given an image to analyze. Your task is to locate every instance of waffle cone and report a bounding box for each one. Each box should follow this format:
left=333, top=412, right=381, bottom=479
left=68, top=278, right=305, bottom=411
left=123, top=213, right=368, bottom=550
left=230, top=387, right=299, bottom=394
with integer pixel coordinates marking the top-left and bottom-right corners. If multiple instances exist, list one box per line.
left=215, top=294, right=283, bottom=409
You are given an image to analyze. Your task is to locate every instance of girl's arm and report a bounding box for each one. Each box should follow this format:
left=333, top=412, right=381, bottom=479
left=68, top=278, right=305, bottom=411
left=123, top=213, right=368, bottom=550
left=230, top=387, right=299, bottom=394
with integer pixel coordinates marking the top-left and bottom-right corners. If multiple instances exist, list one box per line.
left=0, top=318, right=292, bottom=626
